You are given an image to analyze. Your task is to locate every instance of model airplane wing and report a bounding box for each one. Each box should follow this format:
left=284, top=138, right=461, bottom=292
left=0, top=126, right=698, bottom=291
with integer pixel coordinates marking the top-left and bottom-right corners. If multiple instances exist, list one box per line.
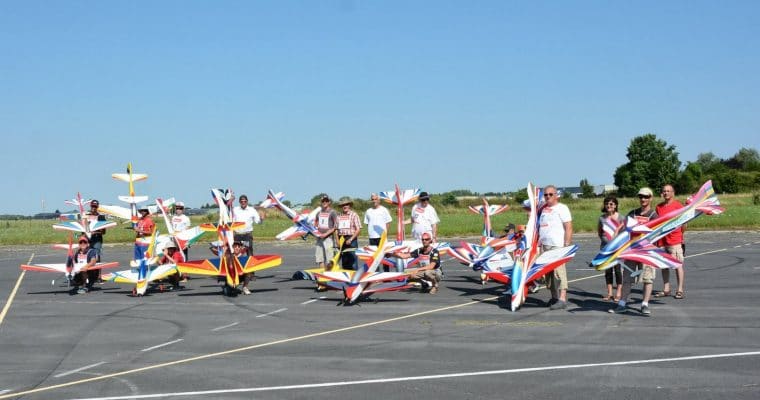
left=102, top=263, right=178, bottom=284
left=616, top=241, right=682, bottom=270
left=526, top=245, right=578, bottom=282
left=176, top=258, right=226, bottom=276
left=238, top=254, right=283, bottom=274
left=97, top=204, right=133, bottom=221
left=275, top=225, right=310, bottom=241
left=21, top=261, right=119, bottom=275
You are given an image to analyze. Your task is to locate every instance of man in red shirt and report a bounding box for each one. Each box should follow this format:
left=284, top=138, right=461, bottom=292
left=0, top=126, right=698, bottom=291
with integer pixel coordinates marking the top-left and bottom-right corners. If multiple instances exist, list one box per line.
left=655, top=184, right=686, bottom=299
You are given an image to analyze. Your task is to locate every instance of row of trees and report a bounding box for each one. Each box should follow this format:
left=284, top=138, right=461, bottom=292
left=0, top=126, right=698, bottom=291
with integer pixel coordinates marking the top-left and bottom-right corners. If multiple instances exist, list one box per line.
left=293, top=135, right=757, bottom=209
left=613, top=134, right=760, bottom=196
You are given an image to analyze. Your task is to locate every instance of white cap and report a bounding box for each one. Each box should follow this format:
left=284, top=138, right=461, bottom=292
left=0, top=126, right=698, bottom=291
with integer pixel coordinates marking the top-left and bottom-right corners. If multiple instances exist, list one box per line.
left=175, top=201, right=185, bottom=207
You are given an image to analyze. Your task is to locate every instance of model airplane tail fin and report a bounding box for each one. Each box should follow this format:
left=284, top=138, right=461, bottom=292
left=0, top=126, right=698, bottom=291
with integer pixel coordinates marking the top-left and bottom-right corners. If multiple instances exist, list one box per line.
left=118, top=195, right=149, bottom=204
left=112, top=173, right=148, bottom=183
left=259, top=190, right=285, bottom=209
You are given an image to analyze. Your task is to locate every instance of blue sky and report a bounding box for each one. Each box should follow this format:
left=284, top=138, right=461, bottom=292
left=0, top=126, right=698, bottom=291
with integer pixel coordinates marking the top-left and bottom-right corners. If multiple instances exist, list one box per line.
left=1, top=0, right=758, bottom=215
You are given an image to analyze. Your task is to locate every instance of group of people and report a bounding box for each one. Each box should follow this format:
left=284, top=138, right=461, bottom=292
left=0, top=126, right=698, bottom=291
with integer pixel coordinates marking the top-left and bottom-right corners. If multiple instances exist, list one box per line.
left=312, top=191, right=443, bottom=293
left=66, top=185, right=689, bottom=310
left=598, top=184, right=686, bottom=316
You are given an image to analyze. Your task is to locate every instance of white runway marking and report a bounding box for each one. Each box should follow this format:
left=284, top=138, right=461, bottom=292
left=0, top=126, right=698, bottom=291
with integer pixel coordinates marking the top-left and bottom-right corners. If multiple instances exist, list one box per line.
left=65, top=351, right=760, bottom=400
left=141, top=339, right=184, bottom=352
left=211, top=322, right=239, bottom=332
left=0, top=390, right=9, bottom=395
left=734, top=245, right=742, bottom=248
left=256, top=308, right=287, bottom=318
left=300, top=297, right=326, bottom=305
left=685, top=248, right=727, bottom=258
left=54, top=362, right=106, bottom=378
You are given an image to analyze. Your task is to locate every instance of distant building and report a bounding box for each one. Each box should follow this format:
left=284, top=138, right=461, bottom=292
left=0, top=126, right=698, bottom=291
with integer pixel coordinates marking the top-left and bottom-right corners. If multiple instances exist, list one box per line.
left=556, top=186, right=583, bottom=199
left=594, top=184, right=619, bottom=196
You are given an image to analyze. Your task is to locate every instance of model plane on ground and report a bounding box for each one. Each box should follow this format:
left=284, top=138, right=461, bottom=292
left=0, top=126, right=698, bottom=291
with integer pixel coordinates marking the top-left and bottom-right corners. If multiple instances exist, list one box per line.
left=21, top=233, right=118, bottom=285
left=102, top=228, right=177, bottom=296
left=449, top=198, right=515, bottom=282
left=482, top=183, right=579, bottom=311
left=314, top=232, right=413, bottom=304
left=177, top=188, right=282, bottom=294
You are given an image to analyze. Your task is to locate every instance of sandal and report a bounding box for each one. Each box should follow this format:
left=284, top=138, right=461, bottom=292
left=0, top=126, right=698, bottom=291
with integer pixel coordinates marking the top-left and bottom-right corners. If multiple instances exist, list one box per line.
left=602, top=295, right=613, bottom=301
left=654, top=291, right=671, bottom=298
left=674, top=291, right=685, bottom=299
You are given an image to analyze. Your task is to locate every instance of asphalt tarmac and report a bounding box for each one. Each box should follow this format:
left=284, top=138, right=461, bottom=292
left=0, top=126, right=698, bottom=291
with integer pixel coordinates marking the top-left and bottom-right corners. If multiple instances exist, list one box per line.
left=1, top=231, right=759, bottom=400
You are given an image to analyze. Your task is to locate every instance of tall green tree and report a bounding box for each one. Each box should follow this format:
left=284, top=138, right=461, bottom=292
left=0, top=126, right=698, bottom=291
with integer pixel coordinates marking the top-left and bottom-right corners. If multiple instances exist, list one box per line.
left=613, top=134, right=681, bottom=196
left=579, top=178, right=595, bottom=198
left=676, top=162, right=703, bottom=194
left=725, top=147, right=760, bottom=171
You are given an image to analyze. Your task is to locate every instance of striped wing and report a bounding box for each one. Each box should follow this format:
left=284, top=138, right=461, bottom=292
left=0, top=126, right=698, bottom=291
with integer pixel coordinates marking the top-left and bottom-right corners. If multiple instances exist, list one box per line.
left=239, top=254, right=282, bottom=274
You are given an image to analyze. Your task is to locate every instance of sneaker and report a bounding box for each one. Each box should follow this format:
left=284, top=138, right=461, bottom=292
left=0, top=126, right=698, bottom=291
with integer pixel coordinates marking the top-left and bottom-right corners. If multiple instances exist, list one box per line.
left=77, top=287, right=88, bottom=295
left=529, top=284, right=539, bottom=294
left=609, top=304, right=627, bottom=314
left=640, top=305, right=651, bottom=315
left=547, top=298, right=558, bottom=307
left=429, top=286, right=438, bottom=295
left=549, top=300, right=567, bottom=310
left=420, top=279, right=432, bottom=291
left=242, top=287, right=252, bottom=295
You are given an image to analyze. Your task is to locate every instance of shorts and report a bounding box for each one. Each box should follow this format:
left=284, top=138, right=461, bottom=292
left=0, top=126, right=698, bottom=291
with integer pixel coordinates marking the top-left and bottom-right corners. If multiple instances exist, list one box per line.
left=624, top=261, right=656, bottom=284
left=664, top=245, right=684, bottom=265
left=315, top=236, right=335, bottom=264
left=542, top=245, right=568, bottom=291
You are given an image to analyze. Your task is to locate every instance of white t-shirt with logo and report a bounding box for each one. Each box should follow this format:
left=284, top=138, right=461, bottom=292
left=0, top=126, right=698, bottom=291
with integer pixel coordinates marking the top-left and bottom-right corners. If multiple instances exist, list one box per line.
left=538, top=203, right=572, bottom=247
left=171, top=214, right=191, bottom=232
left=411, top=203, right=440, bottom=240
left=364, top=206, right=392, bottom=239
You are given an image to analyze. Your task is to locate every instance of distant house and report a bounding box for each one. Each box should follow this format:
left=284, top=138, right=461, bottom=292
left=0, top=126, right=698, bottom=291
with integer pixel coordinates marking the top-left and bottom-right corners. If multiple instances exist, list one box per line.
left=557, top=187, right=583, bottom=199
left=594, top=184, right=618, bottom=196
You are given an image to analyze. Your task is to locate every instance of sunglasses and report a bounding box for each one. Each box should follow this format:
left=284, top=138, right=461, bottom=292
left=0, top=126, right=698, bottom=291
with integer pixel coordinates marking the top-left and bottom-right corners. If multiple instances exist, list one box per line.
left=176, top=207, right=184, bottom=210
left=638, top=195, right=652, bottom=199
left=544, top=193, right=556, bottom=197
left=421, top=238, right=432, bottom=242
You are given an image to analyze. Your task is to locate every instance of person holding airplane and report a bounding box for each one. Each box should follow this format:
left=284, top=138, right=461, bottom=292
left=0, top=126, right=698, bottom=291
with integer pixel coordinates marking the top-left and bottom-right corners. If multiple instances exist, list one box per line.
left=233, top=194, right=261, bottom=256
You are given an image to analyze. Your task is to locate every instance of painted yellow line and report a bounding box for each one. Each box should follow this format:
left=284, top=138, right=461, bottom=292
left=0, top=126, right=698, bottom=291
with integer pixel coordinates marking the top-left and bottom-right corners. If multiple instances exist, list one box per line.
left=0, top=246, right=730, bottom=399
left=0, top=253, right=32, bottom=328
left=0, top=297, right=490, bottom=399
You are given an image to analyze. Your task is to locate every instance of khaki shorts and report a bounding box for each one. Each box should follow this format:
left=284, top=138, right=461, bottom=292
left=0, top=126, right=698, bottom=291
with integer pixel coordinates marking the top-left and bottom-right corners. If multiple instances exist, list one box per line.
left=624, top=261, right=656, bottom=284
left=542, top=245, right=568, bottom=291
left=664, top=245, right=684, bottom=264
left=315, top=236, right=334, bottom=264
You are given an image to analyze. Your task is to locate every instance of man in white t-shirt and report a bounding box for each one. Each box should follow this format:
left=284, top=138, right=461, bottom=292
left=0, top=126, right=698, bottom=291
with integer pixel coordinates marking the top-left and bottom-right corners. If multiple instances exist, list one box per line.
left=171, top=201, right=192, bottom=265
left=410, top=192, right=440, bottom=241
left=538, top=185, right=573, bottom=310
left=364, top=193, right=392, bottom=246
left=233, top=194, right=262, bottom=256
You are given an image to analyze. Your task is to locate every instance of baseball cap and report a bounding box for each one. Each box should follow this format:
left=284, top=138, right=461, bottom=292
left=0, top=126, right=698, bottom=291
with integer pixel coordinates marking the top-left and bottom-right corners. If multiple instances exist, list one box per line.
left=637, top=187, right=654, bottom=197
